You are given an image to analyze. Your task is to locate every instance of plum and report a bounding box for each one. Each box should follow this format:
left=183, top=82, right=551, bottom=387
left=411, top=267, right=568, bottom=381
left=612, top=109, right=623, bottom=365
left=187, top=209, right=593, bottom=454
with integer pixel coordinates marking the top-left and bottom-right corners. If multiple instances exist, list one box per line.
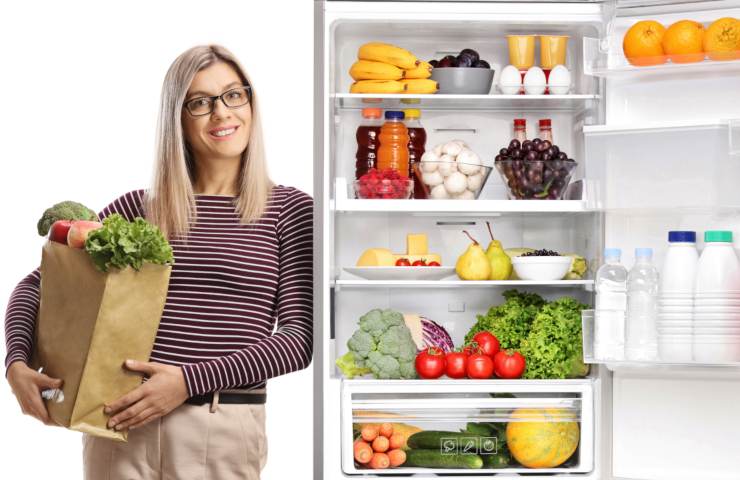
left=473, top=60, right=491, bottom=69
left=457, top=54, right=475, bottom=68
left=429, top=59, right=439, bottom=68
left=438, top=55, right=458, bottom=68
left=459, top=48, right=480, bottom=63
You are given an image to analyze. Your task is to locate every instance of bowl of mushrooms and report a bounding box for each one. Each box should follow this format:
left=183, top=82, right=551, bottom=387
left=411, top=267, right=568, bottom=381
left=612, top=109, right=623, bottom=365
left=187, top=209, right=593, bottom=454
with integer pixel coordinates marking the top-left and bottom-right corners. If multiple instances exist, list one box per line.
left=413, top=140, right=492, bottom=199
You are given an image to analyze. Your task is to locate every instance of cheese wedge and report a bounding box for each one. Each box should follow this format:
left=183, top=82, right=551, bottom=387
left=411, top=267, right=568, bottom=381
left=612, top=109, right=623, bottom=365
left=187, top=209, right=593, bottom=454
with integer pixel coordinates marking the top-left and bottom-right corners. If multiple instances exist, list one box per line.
left=356, top=248, right=396, bottom=266
left=407, top=234, right=429, bottom=256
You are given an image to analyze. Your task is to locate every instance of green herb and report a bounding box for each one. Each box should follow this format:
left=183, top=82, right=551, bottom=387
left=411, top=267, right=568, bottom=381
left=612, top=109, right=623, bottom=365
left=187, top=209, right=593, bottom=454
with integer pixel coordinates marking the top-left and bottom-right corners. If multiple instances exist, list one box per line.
left=84, top=214, right=174, bottom=272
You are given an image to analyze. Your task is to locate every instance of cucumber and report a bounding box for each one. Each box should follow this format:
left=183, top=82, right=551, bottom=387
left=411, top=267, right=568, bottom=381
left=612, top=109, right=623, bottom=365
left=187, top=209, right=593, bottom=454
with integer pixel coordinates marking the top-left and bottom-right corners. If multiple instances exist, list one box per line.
left=482, top=450, right=511, bottom=469
left=465, top=422, right=495, bottom=436
left=408, top=431, right=496, bottom=453
left=405, top=449, right=483, bottom=469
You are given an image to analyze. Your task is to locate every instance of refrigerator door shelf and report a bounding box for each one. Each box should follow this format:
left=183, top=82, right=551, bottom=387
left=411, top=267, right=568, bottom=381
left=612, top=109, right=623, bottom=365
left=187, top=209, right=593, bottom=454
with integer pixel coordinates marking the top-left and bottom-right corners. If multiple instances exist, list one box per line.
left=341, top=379, right=595, bottom=475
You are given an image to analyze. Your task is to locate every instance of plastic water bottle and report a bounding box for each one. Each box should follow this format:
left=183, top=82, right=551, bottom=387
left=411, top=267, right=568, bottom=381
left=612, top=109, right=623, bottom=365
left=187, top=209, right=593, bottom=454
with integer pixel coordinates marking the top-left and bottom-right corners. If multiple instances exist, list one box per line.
left=626, top=248, right=659, bottom=361
left=595, top=248, right=628, bottom=360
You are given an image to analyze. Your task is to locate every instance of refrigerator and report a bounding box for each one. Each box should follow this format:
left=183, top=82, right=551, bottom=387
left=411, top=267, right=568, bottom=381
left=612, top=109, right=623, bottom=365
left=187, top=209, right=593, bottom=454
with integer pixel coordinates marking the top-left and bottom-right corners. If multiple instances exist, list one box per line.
left=313, top=1, right=740, bottom=479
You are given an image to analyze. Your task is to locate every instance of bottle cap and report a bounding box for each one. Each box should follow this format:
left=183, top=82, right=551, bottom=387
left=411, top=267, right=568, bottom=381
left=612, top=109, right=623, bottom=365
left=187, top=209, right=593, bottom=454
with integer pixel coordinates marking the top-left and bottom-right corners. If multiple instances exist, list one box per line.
left=514, top=118, right=526, bottom=127
left=635, top=247, right=653, bottom=259
left=362, top=108, right=382, bottom=119
left=705, top=231, right=733, bottom=243
left=604, top=248, right=621, bottom=259
left=539, top=119, right=552, bottom=128
left=668, top=231, right=696, bottom=243
left=403, top=108, right=421, bottom=119
left=385, top=111, right=405, bottom=120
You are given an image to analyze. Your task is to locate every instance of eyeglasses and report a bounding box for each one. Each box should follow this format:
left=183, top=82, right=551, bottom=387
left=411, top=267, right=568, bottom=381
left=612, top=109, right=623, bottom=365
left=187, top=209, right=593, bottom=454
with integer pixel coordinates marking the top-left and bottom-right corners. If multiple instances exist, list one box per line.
left=184, top=85, right=252, bottom=116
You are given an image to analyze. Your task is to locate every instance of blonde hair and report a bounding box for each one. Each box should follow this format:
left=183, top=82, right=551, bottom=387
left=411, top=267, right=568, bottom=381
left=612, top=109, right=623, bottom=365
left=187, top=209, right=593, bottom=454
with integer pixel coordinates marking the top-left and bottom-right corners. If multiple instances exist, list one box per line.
left=145, top=44, right=273, bottom=239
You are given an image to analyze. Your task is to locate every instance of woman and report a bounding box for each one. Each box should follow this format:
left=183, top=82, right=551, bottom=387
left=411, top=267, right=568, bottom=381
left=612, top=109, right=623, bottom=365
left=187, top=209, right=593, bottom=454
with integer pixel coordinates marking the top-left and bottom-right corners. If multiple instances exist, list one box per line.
left=4, top=45, right=313, bottom=479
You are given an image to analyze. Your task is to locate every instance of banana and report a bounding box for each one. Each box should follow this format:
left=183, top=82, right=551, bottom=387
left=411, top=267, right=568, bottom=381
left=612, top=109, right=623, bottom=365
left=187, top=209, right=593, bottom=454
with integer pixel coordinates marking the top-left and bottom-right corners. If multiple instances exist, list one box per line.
left=403, top=61, right=433, bottom=79
left=349, top=60, right=403, bottom=81
left=350, top=80, right=406, bottom=94
left=401, top=79, right=438, bottom=94
left=358, top=42, right=419, bottom=70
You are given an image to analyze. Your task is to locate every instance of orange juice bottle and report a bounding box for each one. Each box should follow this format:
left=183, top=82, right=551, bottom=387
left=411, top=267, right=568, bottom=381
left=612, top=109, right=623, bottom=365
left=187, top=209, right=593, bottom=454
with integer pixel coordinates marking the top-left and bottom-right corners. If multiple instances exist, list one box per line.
left=377, top=110, right=410, bottom=176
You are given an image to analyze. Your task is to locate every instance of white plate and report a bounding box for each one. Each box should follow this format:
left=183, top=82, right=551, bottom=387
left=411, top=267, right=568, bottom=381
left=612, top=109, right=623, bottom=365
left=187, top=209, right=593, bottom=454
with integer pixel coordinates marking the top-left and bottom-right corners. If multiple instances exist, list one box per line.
left=343, top=266, right=456, bottom=281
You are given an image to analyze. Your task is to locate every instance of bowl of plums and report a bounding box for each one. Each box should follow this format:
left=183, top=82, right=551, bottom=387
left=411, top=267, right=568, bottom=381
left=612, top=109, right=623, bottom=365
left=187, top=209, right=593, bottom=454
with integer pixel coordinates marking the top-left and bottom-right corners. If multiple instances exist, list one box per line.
left=494, top=138, right=577, bottom=200
left=430, top=48, right=494, bottom=94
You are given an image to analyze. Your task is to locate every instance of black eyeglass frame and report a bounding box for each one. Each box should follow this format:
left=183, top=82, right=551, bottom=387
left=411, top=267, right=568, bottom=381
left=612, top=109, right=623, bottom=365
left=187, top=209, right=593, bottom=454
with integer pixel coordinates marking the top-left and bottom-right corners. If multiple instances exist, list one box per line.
left=184, top=85, right=252, bottom=117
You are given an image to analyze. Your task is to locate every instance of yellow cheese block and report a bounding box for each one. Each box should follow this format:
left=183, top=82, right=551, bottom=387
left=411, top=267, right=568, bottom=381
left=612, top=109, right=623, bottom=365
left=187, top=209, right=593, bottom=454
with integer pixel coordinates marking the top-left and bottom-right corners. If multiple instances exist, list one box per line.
left=406, top=233, right=429, bottom=256
left=393, top=254, right=442, bottom=264
left=356, top=248, right=396, bottom=266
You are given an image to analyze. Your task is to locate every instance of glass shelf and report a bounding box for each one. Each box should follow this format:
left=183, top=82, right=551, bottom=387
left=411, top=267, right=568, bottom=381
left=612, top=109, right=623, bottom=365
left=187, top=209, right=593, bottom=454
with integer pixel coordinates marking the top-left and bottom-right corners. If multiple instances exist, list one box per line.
left=333, top=93, right=600, bottom=111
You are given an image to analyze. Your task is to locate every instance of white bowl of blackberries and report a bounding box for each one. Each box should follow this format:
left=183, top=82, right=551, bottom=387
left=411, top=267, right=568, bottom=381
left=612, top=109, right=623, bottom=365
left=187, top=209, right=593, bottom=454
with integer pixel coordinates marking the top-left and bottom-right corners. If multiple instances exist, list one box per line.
left=494, top=138, right=577, bottom=200
left=429, top=49, right=494, bottom=94
left=512, top=250, right=572, bottom=281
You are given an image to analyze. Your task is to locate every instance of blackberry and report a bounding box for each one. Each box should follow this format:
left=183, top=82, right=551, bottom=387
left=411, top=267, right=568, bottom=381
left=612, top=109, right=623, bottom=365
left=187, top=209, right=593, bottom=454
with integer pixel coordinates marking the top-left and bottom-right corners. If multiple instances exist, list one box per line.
left=522, top=249, right=560, bottom=257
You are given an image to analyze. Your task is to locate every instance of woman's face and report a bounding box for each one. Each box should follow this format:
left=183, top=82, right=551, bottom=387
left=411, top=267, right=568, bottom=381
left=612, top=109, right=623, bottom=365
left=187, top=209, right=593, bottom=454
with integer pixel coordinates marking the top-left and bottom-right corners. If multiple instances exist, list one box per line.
left=182, top=61, right=252, bottom=163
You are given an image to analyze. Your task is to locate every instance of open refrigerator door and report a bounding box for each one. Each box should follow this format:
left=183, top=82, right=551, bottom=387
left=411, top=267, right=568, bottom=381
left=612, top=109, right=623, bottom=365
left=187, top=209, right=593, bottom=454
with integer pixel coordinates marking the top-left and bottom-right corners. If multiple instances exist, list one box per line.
left=314, top=1, right=740, bottom=479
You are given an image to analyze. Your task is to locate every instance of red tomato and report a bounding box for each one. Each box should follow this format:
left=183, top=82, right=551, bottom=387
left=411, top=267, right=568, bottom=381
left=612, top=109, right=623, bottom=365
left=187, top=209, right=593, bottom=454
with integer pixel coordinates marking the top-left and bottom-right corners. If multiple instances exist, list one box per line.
left=444, top=351, right=467, bottom=379
left=395, top=258, right=411, bottom=266
left=49, top=220, right=73, bottom=245
left=427, top=261, right=441, bottom=267
left=493, top=350, right=526, bottom=379
left=461, top=344, right=476, bottom=356
left=411, top=259, right=427, bottom=266
left=415, top=347, right=446, bottom=379
left=473, top=331, right=500, bottom=358
left=466, top=353, right=494, bottom=379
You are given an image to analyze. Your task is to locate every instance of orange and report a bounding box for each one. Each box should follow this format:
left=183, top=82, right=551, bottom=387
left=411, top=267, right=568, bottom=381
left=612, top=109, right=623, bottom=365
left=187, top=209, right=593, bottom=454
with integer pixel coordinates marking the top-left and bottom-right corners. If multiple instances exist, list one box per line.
left=663, top=20, right=706, bottom=63
left=623, top=20, right=667, bottom=66
left=704, top=17, right=740, bottom=61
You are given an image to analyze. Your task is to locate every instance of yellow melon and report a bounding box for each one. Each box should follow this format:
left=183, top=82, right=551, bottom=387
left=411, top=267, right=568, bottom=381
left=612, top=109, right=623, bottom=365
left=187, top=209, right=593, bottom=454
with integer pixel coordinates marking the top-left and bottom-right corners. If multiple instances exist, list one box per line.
left=506, top=408, right=580, bottom=468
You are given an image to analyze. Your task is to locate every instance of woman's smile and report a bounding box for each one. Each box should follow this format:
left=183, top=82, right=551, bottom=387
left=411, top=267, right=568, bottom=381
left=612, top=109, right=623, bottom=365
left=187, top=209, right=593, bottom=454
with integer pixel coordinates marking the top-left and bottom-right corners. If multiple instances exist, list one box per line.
left=209, top=124, right=239, bottom=140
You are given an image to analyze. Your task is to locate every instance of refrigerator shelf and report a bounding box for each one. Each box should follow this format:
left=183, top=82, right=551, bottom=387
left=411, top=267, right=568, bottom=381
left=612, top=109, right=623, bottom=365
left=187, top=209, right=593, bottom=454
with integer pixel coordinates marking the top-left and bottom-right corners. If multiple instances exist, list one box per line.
left=583, top=36, right=740, bottom=78
left=333, top=93, right=601, bottom=112
left=335, top=178, right=594, bottom=213
left=332, top=279, right=594, bottom=288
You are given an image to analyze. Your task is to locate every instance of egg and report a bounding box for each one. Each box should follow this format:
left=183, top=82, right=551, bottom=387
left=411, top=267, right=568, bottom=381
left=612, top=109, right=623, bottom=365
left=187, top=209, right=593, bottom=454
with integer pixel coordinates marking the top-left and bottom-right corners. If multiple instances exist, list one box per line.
left=523, top=67, right=546, bottom=95
left=548, top=65, right=571, bottom=95
left=499, top=65, right=522, bottom=94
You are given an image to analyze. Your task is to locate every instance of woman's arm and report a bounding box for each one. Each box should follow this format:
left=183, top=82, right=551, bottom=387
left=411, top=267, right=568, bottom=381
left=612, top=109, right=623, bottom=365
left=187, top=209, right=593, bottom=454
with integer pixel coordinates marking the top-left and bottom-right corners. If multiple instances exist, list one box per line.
left=3, top=190, right=146, bottom=372
left=181, top=188, right=314, bottom=396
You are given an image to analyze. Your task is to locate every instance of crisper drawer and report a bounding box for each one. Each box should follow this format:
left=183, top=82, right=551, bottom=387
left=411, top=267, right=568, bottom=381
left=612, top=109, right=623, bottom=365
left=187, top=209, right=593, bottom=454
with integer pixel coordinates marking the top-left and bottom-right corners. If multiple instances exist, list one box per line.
left=341, top=380, right=594, bottom=475
left=584, top=120, right=740, bottom=210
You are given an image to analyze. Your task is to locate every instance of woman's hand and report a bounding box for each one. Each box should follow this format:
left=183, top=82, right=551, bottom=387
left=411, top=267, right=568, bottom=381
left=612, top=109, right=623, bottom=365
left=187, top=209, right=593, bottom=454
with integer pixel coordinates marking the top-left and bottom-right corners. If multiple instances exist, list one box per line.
left=6, top=361, right=63, bottom=426
left=104, top=359, right=188, bottom=431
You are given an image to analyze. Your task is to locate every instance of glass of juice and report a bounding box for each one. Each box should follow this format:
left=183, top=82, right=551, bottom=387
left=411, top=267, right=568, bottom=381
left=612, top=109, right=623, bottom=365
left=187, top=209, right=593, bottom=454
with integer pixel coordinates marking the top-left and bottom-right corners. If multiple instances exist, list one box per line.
left=507, top=35, right=536, bottom=70
left=540, top=35, right=569, bottom=70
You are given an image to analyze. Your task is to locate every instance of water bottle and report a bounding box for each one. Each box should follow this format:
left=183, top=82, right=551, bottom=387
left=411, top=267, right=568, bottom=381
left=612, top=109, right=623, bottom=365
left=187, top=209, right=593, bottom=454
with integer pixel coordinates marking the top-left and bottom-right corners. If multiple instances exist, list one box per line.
left=595, top=248, right=627, bottom=361
left=626, top=248, right=659, bottom=361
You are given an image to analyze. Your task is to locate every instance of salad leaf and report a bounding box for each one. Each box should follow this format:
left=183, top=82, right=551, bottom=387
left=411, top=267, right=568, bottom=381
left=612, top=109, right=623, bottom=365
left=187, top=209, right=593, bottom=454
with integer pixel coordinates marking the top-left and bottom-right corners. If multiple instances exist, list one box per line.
left=85, top=214, right=174, bottom=272
left=464, top=290, right=546, bottom=350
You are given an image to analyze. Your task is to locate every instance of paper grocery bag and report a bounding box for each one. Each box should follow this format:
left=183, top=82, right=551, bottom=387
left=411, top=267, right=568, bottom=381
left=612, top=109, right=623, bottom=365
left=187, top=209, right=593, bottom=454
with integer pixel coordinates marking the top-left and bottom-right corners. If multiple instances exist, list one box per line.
left=30, top=240, right=171, bottom=441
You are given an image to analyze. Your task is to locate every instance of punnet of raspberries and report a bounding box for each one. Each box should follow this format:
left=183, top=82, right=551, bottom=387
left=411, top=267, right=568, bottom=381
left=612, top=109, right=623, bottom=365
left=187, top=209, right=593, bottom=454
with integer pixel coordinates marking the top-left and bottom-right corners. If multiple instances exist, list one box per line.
left=355, top=168, right=412, bottom=199
left=521, top=249, right=561, bottom=257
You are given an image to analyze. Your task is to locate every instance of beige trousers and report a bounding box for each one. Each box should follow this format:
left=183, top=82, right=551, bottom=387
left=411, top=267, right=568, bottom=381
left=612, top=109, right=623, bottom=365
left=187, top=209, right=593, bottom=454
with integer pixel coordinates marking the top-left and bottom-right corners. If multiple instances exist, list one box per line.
left=83, top=393, right=267, bottom=480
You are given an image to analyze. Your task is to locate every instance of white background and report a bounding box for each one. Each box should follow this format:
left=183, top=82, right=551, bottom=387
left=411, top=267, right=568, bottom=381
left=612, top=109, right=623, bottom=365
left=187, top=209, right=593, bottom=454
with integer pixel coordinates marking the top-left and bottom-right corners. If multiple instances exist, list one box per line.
left=0, top=1, right=314, bottom=478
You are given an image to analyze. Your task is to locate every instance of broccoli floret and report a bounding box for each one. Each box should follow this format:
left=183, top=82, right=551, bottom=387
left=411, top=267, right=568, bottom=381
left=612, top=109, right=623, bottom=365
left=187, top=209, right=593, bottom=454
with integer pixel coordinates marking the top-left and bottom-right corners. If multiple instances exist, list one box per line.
left=37, top=200, right=97, bottom=236
left=366, top=351, right=401, bottom=379
left=341, top=308, right=419, bottom=380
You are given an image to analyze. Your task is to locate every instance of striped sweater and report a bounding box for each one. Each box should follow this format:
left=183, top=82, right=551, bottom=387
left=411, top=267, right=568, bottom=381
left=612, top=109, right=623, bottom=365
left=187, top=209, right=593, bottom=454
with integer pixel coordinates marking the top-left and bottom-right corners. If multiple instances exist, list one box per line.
left=4, top=186, right=313, bottom=397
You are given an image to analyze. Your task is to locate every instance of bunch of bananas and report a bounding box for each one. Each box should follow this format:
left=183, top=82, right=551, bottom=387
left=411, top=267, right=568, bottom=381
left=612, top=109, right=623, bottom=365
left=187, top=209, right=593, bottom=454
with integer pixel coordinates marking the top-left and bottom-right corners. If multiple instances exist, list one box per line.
left=349, top=43, right=438, bottom=94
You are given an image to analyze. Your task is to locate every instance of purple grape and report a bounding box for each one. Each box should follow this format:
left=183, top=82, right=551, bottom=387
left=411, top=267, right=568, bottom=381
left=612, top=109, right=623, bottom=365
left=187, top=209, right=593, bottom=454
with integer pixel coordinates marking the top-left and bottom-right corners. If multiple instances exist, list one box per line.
left=525, top=151, right=538, bottom=162
left=513, top=160, right=524, bottom=170
left=536, top=142, right=548, bottom=153
left=552, top=159, right=563, bottom=170
left=550, top=145, right=560, bottom=156
left=546, top=147, right=557, bottom=157
left=541, top=140, right=552, bottom=150
left=509, top=139, right=521, bottom=150
left=533, top=173, right=543, bottom=184
left=500, top=147, right=510, bottom=156
left=557, top=152, right=568, bottom=161
left=523, top=142, right=534, bottom=153
left=541, top=153, right=552, bottom=162
left=512, top=148, right=523, bottom=159
left=548, top=189, right=561, bottom=199
left=532, top=138, right=542, bottom=145
left=495, top=154, right=503, bottom=162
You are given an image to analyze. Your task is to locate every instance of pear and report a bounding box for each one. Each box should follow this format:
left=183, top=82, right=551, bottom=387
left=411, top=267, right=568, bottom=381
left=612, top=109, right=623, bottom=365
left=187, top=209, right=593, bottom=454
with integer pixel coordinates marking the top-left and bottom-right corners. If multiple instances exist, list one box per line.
left=456, top=231, right=491, bottom=281
left=485, top=221, right=513, bottom=281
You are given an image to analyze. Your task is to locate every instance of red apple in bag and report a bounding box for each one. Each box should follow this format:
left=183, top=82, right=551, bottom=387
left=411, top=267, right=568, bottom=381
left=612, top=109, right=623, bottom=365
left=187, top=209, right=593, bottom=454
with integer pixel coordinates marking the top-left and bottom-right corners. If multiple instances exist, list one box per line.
left=49, top=220, right=74, bottom=245
left=67, top=220, right=103, bottom=249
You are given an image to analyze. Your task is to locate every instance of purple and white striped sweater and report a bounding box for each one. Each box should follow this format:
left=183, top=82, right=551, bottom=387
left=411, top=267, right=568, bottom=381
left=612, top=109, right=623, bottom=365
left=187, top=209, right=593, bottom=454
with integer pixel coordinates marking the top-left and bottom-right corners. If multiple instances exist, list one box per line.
left=4, top=186, right=314, bottom=397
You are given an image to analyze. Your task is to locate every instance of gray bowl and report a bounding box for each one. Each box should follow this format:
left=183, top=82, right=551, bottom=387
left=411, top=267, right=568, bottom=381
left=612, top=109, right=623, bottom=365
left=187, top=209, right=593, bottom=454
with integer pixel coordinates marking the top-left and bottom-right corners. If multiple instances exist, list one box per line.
left=431, top=67, right=495, bottom=94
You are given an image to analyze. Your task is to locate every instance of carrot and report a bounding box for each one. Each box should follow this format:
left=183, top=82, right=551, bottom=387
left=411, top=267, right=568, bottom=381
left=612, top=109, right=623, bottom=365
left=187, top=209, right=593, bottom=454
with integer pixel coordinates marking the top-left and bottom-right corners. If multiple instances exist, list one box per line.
left=379, top=422, right=394, bottom=438
left=388, top=433, right=404, bottom=450
left=369, top=452, right=390, bottom=469
left=353, top=441, right=373, bottom=464
left=388, top=449, right=406, bottom=467
left=361, top=425, right=379, bottom=442
left=372, top=435, right=389, bottom=453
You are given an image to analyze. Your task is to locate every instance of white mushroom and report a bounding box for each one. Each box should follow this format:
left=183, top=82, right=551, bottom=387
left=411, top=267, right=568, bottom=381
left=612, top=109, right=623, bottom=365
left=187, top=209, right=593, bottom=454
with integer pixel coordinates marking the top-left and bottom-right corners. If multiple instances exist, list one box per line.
left=430, top=184, right=450, bottom=199
left=444, top=172, right=468, bottom=195
left=420, top=151, right=440, bottom=173
left=437, top=155, right=457, bottom=177
left=455, top=190, right=476, bottom=200
left=451, top=139, right=468, bottom=149
left=432, top=143, right=444, bottom=157
left=456, top=149, right=482, bottom=175
left=466, top=173, right=484, bottom=192
left=422, top=170, right=444, bottom=187
left=442, top=141, right=463, bottom=157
